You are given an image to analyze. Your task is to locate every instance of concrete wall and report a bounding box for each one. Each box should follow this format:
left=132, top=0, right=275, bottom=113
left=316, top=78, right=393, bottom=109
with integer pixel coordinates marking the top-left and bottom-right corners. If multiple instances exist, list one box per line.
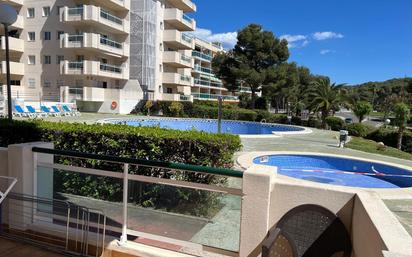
left=0, top=148, right=8, bottom=178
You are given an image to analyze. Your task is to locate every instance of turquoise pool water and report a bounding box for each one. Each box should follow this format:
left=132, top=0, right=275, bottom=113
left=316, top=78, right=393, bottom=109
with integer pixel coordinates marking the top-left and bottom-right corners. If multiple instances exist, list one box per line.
left=111, top=118, right=306, bottom=135
left=254, top=155, right=412, bottom=188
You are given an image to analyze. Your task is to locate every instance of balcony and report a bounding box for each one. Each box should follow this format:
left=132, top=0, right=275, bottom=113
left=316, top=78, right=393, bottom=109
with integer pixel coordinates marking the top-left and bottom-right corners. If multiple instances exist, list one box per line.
left=162, top=51, right=192, bottom=68
left=164, top=8, right=196, bottom=31
left=194, top=64, right=214, bottom=75
left=192, top=93, right=239, bottom=101
left=167, top=0, right=196, bottom=12
left=192, top=50, right=213, bottom=61
left=61, top=33, right=129, bottom=58
left=61, top=60, right=129, bottom=80
left=0, top=36, right=24, bottom=53
left=0, top=61, right=24, bottom=78
left=61, top=6, right=129, bottom=34
left=162, top=93, right=193, bottom=102
left=194, top=78, right=226, bottom=89
left=162, top=73, right=192, bottom=86
left=100, top=0, right=130, bottom=11
left=163, top=30, right=193, bottom=49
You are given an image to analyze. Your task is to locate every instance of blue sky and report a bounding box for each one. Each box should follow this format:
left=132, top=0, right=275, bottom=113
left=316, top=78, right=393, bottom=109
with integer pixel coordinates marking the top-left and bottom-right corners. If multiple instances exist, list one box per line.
left=190, top=0, right=412, bottom=85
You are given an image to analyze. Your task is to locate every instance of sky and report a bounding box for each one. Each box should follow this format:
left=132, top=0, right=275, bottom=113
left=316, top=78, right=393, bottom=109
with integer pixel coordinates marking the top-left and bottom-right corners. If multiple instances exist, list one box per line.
left=189, top=0, right=412, bottom=85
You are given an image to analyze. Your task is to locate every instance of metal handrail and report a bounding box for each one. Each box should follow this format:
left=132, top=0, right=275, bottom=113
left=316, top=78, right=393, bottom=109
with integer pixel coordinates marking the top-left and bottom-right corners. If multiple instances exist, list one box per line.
left=32, top=147, right=243, bottom=178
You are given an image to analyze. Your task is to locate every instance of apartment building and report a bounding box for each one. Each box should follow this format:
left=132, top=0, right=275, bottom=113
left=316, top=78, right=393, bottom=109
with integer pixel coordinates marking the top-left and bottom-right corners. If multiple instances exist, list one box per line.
left=0, top=0, right=246, bottom=114
left=191, top=37, right=239, bottom=102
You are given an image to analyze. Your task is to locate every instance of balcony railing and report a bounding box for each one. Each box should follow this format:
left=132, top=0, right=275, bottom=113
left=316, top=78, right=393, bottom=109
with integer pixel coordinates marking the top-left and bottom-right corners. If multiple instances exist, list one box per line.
left=100, top=37, right=122, bottom=49
left=194, top=79, right=224, bottom=88
left=192, top=93, right=238, bottom=101
left=67, top=34, right=84, bottom=43
left=194, top=65, right=213, bottom=74
left=182, top=14, right=193, bottom=24
left=100, top=63, right=122, bottom=73
left=180, top=75, right=191, bottom=82
left=180, top=54, right=192, bottom=63
left=100, top=9, right=122, bottom=25
left=32, top=147, right=242, bottom=254
left=68, top=6, right=83, bottom=16
left=192, top=51, right=213, bottom=61
left=181, top=33, right=193, bottom=44
left=68, top=61, right=84, bottom=70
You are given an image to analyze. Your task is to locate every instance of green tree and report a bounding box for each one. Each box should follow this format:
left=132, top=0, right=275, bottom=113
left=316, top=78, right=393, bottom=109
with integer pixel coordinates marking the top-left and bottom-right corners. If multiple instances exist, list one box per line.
left=307, top=77, right=345, bottom=128
left=212, top=24, right=289, bottom=109
left=393, top=103, right=411, bottom=150
left=353, top=101, right=373, bottom=123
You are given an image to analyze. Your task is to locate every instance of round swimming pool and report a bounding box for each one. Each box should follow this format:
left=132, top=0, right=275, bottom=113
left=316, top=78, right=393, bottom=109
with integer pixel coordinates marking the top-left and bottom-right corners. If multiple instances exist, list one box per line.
left=253, top=154, right=412, bottom=188
left=106, top=118, right=309, bottom=136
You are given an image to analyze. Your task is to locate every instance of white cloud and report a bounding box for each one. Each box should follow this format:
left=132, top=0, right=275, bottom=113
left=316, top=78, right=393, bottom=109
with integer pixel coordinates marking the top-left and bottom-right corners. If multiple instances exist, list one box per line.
left=320, top=49, right=335, bottom=55
left=313, top=31, right=344, bottom=40
left=280, top=34, right=309, bottom=48
left=190, top=28, right=238, bottom=49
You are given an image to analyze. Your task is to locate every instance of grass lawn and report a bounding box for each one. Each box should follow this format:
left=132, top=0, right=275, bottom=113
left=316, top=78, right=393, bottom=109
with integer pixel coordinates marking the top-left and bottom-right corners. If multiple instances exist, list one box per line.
left=347, top=137, right=412, bottom=161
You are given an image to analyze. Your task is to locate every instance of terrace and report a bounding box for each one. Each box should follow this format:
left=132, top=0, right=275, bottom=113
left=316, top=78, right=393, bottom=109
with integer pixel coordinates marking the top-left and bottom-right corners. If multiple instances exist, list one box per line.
left=0, top=137, right=411, bottom=257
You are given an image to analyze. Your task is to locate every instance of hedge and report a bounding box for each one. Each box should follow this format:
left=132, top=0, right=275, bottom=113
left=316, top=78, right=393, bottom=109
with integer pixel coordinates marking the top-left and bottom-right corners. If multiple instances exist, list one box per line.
left=325, top=117, right=345, bottom=131
left=0, top=119, right=242, bottom=217
left=346, top=123, right=376, bottom=137
left=367, top=128, right=412, bottom=153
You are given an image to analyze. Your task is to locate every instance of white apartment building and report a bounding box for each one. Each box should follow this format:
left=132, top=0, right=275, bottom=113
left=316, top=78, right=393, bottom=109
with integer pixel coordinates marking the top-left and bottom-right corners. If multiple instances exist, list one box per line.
left=0, top=0, right=244, bottom=114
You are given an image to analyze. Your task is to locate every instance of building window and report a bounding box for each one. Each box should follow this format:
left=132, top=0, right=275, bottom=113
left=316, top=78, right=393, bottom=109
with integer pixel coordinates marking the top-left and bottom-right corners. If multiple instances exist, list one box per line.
left=166, top=88, right=172, bottom=94
left=28, top=78, right=36, bottom=88
left=42, top=7, right=51, bottom=17
left=44, top=55, right=51, bottom=64
left=28, top=32, right=35, bottom=41
left=44, top=80, right=51, bottom=88
left=10, top=80, right=21, bottom=86
left=28, top=55, right=36, bottom=65
left=27, top=8, right=35, bottom=18
left=57, top=31, right=64, bottom=40
left=44, top=31, right=51, bottom=40
left=56, top=6, right=62, bottom=15
left=56, top=55, right=64, bottom=64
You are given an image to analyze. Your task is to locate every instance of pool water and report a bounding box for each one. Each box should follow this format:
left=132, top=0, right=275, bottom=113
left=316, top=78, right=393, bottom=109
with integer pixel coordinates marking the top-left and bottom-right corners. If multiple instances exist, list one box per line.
left=117, top=119, right=306, bottom=135
left=253, top=155, right=412, bottom=188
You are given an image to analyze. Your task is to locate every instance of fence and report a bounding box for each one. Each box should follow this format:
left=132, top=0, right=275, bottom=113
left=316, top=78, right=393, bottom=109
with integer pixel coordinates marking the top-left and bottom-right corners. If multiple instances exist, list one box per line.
left=0, top=193, right=106, bottom=257
left=32, top=147, right=243, bottom=256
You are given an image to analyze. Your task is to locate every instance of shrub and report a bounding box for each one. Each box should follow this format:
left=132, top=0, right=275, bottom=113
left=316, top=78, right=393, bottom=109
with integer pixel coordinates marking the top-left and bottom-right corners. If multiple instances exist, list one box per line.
left=254, top=110, right=272, bottom=122
left=291, top=116, right=302, bottom=126
left=168, top=102, right=184, bottom=117
left=267, top=114, right=288, bottom=124
left=144, top=100, right=154, bottom=115
left=0, top=119, right=242, bottom=217
left=307, top=117, right=322, bottom=128
left=367, top=128, right=412, bottom=153
left=325, top=117, right=346, bottom=131
left=346, top=123, right=376, bottom=137
left=254, top=97, right=268, bottom=110
left=190, top=105, right=257, bottom=121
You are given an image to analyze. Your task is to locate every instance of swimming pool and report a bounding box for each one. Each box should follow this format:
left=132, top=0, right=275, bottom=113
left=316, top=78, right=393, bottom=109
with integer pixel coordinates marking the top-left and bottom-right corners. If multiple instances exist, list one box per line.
left=106, top=118, right=309, bottom=136
left=253, top=154, right=412, bottom=188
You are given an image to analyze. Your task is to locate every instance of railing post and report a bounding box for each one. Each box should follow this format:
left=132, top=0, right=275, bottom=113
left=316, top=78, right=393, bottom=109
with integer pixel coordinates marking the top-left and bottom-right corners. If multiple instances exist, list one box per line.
left=120, top=163, right=129, bottom=244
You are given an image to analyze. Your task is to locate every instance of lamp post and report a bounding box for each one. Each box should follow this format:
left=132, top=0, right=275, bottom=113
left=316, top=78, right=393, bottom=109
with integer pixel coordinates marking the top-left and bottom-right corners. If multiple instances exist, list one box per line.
left=0, top=3, right=18, bottom=121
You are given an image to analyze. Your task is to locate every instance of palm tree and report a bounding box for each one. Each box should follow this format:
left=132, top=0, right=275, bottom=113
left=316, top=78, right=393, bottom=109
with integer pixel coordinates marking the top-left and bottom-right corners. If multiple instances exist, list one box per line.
left=393, top=103, right=411, bottom=150
left=307, top=78, right=345, bottom=128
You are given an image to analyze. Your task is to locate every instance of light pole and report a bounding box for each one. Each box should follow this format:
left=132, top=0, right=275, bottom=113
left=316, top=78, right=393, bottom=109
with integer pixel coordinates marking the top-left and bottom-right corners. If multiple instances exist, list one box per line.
left=0, top=3, right=18, bottom=121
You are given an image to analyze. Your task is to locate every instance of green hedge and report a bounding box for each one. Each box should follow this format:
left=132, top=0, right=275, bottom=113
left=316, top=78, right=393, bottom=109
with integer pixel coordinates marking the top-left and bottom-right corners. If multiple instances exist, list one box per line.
left=0, top=119, right=242, bottom=217
left=367, top=128, right=412, bottom=153
left=325, top=117, right=346, bottom=131
left=346, top=123, right=376, bottom=137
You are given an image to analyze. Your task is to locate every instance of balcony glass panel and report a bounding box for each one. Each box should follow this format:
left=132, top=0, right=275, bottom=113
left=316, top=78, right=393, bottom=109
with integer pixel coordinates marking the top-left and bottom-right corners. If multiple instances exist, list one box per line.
left=194, top=65, right=213, bottom=74
left=180, top=75, right=191, bottom=82
left=68, top=62, right=83, bottom=69
left=68, top=34, right=83, bottom=43
left=192, top=51, right=212, bottom=61
left=100, top=9, right=123, bottom=25
left=100, top=37, right=122, bottom=49
left=181, top=33, right=193, bottom=44
left=100, top=63, right=122, bottom=73
left=180, top=54, right=192, bottom=63
left=182, top=14, right=193, bottom=23
left=68, top=7, right=83, bottom=16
